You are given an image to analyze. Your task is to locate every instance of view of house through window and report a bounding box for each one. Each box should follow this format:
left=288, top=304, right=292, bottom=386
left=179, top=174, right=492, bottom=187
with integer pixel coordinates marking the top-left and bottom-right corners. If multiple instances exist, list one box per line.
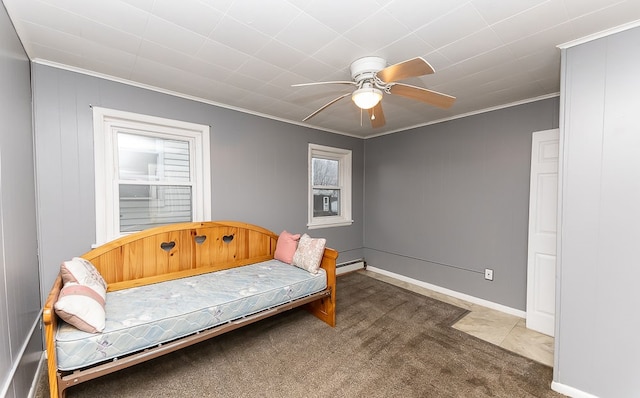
left=93, top=107, right=210, bottom=244
left=118, top=132, right=193, bottom=233
left=308, top=143, right=352, bottom=229
left=312, top=157, right=340, bottom=217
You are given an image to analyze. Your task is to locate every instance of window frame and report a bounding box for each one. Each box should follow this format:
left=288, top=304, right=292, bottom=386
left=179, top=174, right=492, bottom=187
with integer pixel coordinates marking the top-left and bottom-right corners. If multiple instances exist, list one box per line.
left=308, top=143, right=353, bottom=229
left=93, top=107, right=211, bottom=245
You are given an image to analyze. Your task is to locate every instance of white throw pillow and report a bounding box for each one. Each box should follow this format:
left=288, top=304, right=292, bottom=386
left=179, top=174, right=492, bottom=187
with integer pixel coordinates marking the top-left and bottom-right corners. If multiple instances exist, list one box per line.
left=60, top=257, right=107, bottom=292
left=292, top=234, right=326, bottom=274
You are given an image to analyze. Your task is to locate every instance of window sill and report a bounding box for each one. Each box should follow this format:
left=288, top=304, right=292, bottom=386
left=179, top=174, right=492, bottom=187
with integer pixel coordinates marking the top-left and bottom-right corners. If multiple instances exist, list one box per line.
left=307, top=220, right=354, bottom=230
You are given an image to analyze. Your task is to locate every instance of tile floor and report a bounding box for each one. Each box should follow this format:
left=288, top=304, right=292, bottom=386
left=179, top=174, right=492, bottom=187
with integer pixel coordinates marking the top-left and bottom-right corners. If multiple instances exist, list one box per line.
left=360, top=269, right=555, bottom=367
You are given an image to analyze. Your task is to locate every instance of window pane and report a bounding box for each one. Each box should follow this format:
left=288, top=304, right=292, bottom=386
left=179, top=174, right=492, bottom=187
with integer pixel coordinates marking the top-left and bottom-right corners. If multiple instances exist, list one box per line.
left=118, top=132, right=190, bottom=182
left=312, top=158, right=338, bottom=186
left=313, top=189, right=340, bottom=217
left=119, top=185, right=192, bottom=232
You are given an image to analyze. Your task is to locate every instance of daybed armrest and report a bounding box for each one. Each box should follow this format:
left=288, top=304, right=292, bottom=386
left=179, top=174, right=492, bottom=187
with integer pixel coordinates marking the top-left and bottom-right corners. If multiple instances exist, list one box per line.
left=306, top=247, right=338, bottom=326
left=43, top=275, right=63, bottom=398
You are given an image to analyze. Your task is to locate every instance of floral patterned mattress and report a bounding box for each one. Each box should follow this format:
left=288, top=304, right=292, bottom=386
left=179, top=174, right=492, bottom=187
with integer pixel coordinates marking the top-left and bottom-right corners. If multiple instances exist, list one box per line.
left=55, top=260, right=327, bottom=370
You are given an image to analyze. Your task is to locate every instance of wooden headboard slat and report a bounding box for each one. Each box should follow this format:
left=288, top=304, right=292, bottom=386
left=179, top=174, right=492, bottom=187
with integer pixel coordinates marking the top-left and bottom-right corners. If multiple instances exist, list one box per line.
left=81, top=221, right=279, bottom=290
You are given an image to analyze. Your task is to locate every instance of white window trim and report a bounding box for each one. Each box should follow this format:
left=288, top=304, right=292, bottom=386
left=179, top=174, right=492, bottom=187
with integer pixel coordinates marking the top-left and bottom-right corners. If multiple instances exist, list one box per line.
left=308, top=143, right=353, bottom=229
left=93, top=107, right=211, bottom=245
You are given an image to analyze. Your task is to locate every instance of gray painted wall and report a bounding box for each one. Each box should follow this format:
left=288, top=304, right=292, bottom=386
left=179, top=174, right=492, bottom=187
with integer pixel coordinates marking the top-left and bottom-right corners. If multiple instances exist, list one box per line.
left=364, top=98, right=559, bottom=311
left=554, top=26, right=640, bottom=397
left=31, top=64, right=364, bottom=301
left=0, top=4, right=41, bottom=397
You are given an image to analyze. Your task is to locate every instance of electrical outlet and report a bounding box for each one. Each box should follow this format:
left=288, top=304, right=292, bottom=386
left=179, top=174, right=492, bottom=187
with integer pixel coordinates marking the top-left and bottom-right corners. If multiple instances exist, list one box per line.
left=484, top=268, right=494, bottom=281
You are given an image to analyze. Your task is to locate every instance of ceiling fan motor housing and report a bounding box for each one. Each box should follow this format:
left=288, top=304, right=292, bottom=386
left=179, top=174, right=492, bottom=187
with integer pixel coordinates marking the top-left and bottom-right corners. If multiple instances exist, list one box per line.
left=350, top=56, right=386, bottom=83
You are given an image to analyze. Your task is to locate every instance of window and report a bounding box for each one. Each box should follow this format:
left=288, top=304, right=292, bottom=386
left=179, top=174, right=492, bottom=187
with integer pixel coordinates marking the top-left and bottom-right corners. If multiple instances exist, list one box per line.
left=308, top=143, right=352, bottom=229
left=93, top=107, right=210, bottom=244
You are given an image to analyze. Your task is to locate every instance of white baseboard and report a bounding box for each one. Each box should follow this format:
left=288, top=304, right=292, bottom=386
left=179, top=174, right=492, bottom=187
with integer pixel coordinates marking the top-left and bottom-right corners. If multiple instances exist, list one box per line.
left=336, top=260, right=365, bottom=275
left=28, top=352, right=46, bottom=398
left=551, top=381, right=600, bottom=398
left=1, top=312, right=42, bottom=398
left=365, top=266, right=526, bottom=318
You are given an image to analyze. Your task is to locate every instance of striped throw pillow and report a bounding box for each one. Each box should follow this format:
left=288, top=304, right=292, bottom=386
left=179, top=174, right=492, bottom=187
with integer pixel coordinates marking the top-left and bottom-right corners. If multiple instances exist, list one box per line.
left=54, top=282, right=106, bottom=333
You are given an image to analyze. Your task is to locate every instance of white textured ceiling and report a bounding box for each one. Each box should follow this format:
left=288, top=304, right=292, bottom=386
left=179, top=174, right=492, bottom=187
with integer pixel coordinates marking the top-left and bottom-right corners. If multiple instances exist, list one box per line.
left=3, top=0, right=640, bottom=138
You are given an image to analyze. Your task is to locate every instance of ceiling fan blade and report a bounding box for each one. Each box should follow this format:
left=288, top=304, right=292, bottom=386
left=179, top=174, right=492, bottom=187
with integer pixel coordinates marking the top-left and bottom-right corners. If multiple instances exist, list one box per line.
left=302, top=93, right=351, bottom=121
left=389, top=83, right=456, bottom=109
left=376, top=57, right=435, bottom=83
left=292, top=81, right=356, bottom=88
left=367, top=102, right=386, bottom=128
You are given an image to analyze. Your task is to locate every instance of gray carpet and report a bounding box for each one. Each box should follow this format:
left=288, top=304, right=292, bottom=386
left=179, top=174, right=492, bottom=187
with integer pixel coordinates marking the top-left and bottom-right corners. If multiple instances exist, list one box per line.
left=37, top=272, right=563, bottom=397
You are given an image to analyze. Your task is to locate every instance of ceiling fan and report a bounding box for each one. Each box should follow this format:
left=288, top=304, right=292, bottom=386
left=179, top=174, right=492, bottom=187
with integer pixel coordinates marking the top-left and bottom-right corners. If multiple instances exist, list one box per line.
left=292, top=56, right=456, bottom=128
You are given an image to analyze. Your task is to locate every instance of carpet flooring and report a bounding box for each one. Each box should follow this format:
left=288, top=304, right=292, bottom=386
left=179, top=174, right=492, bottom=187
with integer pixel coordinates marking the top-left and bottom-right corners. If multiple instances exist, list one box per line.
left=36, top=272, right=564, bottom=397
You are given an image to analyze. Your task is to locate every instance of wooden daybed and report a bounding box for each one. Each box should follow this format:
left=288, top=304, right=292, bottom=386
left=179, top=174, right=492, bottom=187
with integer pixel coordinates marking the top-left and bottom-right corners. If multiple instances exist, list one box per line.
left=42, top=221, right=337, bottom=398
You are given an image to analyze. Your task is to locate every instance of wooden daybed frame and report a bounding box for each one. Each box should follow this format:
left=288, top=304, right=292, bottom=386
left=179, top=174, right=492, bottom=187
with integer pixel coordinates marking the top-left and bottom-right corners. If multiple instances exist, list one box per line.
left=42, top=221, right=337, bottom=398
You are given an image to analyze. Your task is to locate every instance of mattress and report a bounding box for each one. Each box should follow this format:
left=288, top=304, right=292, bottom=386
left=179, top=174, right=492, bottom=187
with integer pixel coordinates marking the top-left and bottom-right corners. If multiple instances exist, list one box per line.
left=55, top=260, right=327, bottom=371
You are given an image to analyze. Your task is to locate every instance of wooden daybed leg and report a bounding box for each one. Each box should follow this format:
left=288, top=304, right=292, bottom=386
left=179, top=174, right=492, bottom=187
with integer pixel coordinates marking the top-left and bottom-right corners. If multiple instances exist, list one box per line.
left=305, top=291, right=335, bottom=327
left=306, top=248, right=338, bottom=327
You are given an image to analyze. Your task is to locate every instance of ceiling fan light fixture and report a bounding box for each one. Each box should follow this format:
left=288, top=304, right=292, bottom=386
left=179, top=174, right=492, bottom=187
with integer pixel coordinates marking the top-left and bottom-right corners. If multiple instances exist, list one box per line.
left=352, top=87, right=383, bottom=109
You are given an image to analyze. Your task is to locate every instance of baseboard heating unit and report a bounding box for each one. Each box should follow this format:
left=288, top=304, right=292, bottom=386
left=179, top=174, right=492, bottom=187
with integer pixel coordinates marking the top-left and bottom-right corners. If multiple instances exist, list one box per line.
left=336, top=260, right=366, bottom=275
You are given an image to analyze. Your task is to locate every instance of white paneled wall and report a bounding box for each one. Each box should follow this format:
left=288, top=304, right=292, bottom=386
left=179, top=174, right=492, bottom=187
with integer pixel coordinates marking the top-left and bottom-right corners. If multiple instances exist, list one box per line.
left=554, top=25, right=640, bottom=398
left=0, top=4, right=42, bottom=397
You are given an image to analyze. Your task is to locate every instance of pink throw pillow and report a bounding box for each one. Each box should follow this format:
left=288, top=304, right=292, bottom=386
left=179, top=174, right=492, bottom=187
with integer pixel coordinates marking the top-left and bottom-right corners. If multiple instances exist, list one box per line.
left=274, top=230, right=301, bottom=264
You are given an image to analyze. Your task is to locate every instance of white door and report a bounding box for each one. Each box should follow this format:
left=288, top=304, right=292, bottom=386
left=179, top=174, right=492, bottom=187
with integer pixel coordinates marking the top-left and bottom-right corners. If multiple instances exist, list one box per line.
left=526, top=129, right=559, bottom=337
